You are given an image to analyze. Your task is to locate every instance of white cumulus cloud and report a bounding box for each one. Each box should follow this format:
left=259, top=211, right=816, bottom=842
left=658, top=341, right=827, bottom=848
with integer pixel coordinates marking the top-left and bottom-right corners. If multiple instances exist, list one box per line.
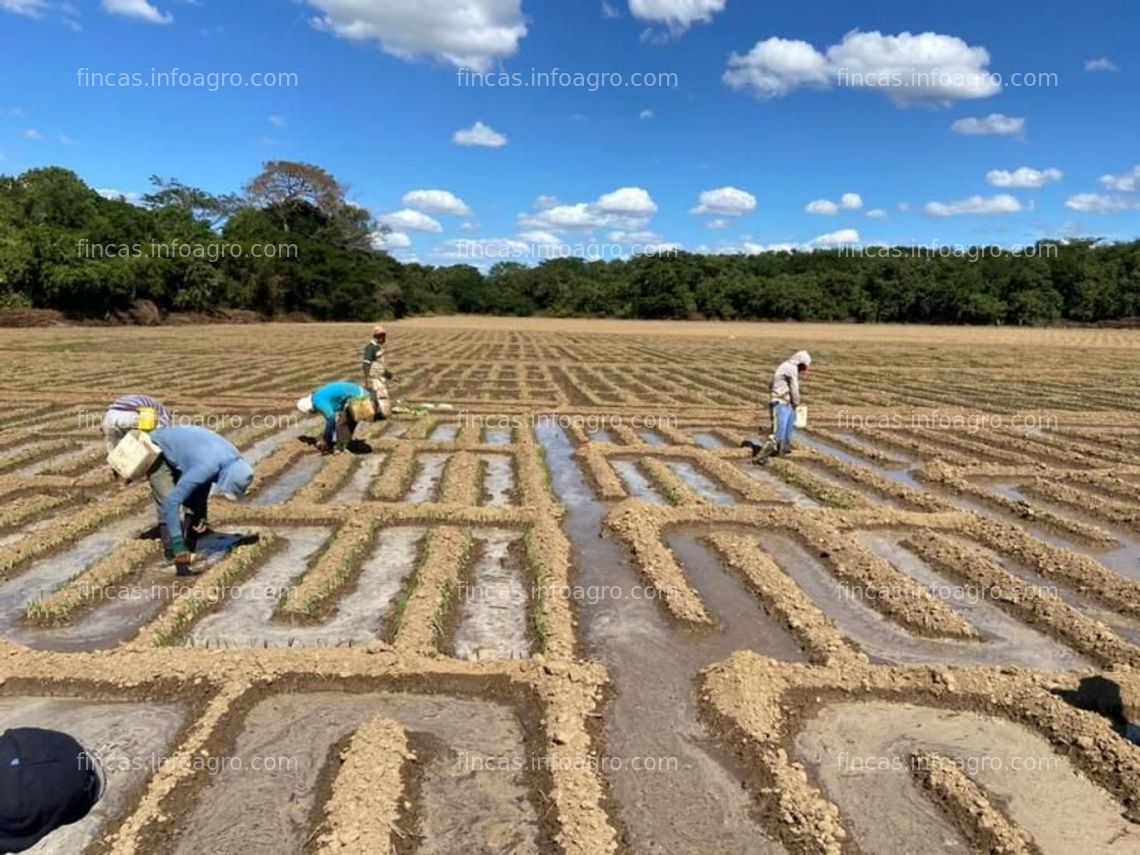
left=1064, top=193, right=1138, bottom=213
left=924, top=194, right=1025, bottom=217
left=1099, top=165, right=1140, bottom=193
left=522, top=187, right=661, bottom=234
left=806, top=199, right=839, bottom=215
left=723, top=37, right=829, bottom=99
left=951, top=113, right=1025, bottom=136
left=809, top=228, right=861, bottom=248
left=401, top=189, right=473, bottom=216
left=629, top=0, right=725, bottom=31
left=806, top=193, right=861, bottom=214
left=101, top=0, right=171, bottom=24
left=691, top=186, right=757, bottom=216
left=725, top=30, right=1000, bottom=106
left=305, top=0, right=526, bottom=72
left=452, top=121, right=508, bottom=147
left=866, top=209, right=888, bottom=219
left=371, top=230, right=412, bottom=250
left=597, top=186, right=658, bottom=215
left=986, top=167, right=1062, bottom=189
left=380, top=209, right=443, bottom=232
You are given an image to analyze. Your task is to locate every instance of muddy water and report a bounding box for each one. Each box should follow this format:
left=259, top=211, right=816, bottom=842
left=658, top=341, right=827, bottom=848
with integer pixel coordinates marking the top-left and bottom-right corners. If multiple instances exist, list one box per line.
left=948, top=481, right=1140, bottom=583
left=796, top=433, right=926, bottom=491
left=611, top=460, right=667, bottom=505
left=853, top=531, right=1088, bottom=669
left=173, top=692, right=540, bottom=855
left=0, top=439, right=46, bottom=464
left=665, top=461, right=736, bottom=505
left=943, top=534, right=1140, bottom=647
left=453, top=529, right=531, bottom=661
left=13, top=532, right=248, bottom=651
left=0, top=511, right=151, bottom=621
left=837, top=431, right=919, bottom=465
left=187, top=528, right=328, bottom=647
left=479, top=454, right=516, bottom=507
left=189, top=527, right=424, bottom=648
left=638, top=430, right=667, bottom=446
left=793, top=459, right=913, bottom=509
left=666, top=533, right=809, bottom=661
left=735, top=463, right=821, bottom=507
left=15, top=442, right=101, bottom=477
left=429, top=422, right=460, bottom=442
left=539, top=422, right=793, bottom=854
left=250, top=455, right=325, bottom=506
left=383, top=421, right=410, bottom=439
left=795, top=702, right=1140, bottom=854
left=484, top=426, right=513, bottom=446
left=330, top=453, right=387, bottom=503
left=404, top=453, right=450, bottom=503
left=0, top=502, right=77, bottom=550
left=0, top=696, right=185, bottom=855
left=689, top=431, right=725, bottom=449
left=755, top=532, right=1084, bottom=669
left=244, top=423, right=315, bottom=466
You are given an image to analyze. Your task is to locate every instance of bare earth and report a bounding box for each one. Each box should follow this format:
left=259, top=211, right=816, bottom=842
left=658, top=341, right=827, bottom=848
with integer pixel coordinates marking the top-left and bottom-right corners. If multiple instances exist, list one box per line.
left=0, top=317, right=1138, bottom=854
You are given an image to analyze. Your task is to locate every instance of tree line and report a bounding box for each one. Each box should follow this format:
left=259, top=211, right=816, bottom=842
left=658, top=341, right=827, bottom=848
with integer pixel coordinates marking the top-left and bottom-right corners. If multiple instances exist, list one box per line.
left=1, top=163, right=1137, bottom=326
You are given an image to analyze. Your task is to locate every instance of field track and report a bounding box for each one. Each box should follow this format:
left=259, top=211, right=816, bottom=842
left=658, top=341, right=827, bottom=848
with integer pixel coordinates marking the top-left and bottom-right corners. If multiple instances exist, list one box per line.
left=0, top=317, right=1139, bottom=854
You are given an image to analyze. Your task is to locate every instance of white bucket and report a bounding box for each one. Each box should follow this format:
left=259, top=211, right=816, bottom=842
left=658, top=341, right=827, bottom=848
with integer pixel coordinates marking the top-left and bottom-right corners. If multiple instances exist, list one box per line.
left=107, top=430, right=161, bottom=481
left=794, top=406, right=808, bottom=428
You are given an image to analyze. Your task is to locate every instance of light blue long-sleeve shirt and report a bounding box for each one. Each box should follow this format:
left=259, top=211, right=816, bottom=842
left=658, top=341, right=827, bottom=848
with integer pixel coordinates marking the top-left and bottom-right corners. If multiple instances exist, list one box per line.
left=150, top=426, right=254, bottom=542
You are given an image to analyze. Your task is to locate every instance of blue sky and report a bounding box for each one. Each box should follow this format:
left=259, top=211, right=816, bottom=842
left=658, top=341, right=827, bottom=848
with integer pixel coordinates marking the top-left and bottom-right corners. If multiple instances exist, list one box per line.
left=1, top=0, right=1138, bottom=266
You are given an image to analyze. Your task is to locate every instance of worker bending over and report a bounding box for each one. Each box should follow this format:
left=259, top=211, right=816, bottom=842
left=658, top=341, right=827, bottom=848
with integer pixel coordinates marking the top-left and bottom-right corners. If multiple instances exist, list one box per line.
left=743, top=350, right=812, bottom=465
left=362, top=325, right=394, bottom=419
left=101, top=394, right=172, bottom=452
left=298, top=381, right=378, bottom=454
left=147, top=426, right=254, bottom=574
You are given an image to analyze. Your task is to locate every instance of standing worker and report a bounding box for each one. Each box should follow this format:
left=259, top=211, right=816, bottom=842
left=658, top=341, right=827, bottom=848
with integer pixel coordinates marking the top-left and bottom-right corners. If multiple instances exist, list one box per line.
left=362, top=326, right=394, bottom=419
left=101, top=394, right=173, bottom=452
left=147, top=425, right=255, bottom=574
left=297, top=381, right=378, bottom=454
left=743, top=350, right=812, bottom=465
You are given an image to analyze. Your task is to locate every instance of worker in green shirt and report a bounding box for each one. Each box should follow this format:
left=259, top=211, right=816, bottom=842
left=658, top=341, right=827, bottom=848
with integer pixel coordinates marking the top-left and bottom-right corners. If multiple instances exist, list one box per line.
left=362, top=325, right=393, bottom=418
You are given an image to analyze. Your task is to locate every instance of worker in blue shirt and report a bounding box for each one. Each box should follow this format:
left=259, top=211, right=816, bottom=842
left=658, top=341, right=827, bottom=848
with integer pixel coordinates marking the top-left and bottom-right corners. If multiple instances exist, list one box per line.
left=147, top=426, right=255, bottom=574
left=296, top=381, right=378, bottom=454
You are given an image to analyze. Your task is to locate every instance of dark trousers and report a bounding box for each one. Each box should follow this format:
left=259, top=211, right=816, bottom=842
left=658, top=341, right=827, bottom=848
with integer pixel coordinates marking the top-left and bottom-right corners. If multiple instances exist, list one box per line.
left=147, top=457, right=210, bottom=557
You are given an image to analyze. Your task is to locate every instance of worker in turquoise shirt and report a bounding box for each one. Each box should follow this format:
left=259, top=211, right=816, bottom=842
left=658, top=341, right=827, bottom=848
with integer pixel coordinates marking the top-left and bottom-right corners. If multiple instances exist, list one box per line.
left=296, top=381, right=376, bottom=453
left=147, top=426, right=255, bottom=574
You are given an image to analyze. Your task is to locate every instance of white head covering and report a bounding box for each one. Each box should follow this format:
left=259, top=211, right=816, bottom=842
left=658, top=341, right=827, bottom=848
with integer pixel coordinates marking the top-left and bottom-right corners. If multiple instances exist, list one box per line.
left=296, top=395, right=314, bottom=414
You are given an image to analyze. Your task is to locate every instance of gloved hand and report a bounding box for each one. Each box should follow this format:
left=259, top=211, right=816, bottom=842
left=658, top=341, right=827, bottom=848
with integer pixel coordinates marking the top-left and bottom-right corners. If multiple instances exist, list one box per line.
left=383, top=370, right=395, bottom=381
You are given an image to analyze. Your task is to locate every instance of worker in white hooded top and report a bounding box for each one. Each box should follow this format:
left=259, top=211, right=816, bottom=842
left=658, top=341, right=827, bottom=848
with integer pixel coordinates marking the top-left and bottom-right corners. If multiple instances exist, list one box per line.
left=742, top=350, right=812, bottom=465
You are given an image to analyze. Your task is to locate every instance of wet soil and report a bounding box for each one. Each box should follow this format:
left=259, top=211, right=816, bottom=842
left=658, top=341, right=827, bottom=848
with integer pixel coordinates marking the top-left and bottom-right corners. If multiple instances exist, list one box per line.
left=795, top=701, right=1140, bottom=853
left=539, top=422, right=795, bottom=854
left=171, top=692, right=540, bottom=855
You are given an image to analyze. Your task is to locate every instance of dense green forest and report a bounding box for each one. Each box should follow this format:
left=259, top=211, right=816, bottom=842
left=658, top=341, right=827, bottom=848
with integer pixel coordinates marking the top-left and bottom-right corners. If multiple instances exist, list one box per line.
left=1, top=163, right=1137, bottom=326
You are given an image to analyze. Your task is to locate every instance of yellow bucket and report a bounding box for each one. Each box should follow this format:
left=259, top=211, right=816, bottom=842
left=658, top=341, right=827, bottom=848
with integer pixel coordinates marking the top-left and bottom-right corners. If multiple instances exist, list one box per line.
left=137, top=407, right=158, bottom=432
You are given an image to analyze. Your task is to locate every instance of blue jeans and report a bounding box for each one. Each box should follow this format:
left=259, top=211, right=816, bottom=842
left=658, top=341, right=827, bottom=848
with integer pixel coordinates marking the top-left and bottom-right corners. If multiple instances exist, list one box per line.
left=773, top=403, right=796, bottom=450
